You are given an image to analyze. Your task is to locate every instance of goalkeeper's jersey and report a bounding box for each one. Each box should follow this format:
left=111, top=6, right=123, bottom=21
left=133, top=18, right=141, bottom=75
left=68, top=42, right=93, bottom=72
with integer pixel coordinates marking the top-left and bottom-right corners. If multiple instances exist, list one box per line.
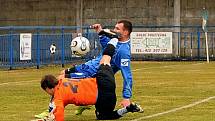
left=51, top=78, right=98, bottom=121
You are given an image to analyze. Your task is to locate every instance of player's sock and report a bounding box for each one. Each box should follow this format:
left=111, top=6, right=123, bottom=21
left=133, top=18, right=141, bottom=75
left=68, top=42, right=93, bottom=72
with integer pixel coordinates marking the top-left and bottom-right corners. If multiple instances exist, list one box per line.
left=117, top=103, right=144, bottom=116
left=117, top=107, right=128, bottom=116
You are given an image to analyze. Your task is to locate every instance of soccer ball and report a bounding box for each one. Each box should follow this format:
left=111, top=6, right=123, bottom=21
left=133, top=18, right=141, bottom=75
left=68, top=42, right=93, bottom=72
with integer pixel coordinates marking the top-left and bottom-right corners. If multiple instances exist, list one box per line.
left=70, top=36, right=90, bottom=56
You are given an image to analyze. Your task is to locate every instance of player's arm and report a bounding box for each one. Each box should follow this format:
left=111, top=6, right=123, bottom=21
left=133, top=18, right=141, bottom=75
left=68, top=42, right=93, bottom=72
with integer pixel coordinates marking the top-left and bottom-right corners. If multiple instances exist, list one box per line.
left=51, top=99, right=65, bottom=121
left=92, top=23, right=121, bottom=49
left=117, top=51, right=133, bottom=107
left=91, top=24, right=110, bottom=49
left=98, top=29, right=121, bottom=49
left=121, top=61, right=132, bottom=99
left=120, top=63, right=132, bottom=106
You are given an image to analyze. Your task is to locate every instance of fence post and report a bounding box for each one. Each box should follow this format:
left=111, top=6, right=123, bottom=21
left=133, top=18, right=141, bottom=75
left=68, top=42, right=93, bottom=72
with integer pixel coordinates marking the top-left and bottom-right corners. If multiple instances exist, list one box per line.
left=190, top=32, right=193, bottom=60
left=86, top=27, right=89, bottom=38
left=61, top=26, right=65, bottom=67
left=36, top=28, right=40, bottom=69
left=9, top=27, right=13, bottom=70
left=184, top=32, right=187, bottom=57
left=178, top=32, right=180, bottom=59
left=197, top=31, right=201, bottom=60
left=212, top=32, right=214, bottom=58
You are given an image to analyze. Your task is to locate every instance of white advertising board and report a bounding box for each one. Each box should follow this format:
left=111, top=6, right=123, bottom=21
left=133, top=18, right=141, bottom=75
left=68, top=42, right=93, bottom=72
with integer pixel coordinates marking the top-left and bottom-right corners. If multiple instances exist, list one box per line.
left=20, top=33, right=32, bottom=60
left=131, top=32, right=172, bottom=54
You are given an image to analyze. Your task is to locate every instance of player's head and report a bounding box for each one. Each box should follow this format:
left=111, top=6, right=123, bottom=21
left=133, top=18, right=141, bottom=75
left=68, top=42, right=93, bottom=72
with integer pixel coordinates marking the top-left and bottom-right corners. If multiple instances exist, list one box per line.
left=41, top=74, right=58, bottom=95
left=114, top=20, right=132, bottom=41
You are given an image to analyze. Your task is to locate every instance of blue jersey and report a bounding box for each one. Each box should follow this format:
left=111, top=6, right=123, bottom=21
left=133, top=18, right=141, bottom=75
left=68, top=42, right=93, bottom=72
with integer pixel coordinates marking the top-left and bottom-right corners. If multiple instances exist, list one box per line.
left=75, top=36, right=133, bottom=99
left=111, top=40, right=132, bottom=99
left=74, top=35, right=109, bottom=77
left=74, top=54, right=102, bottom=78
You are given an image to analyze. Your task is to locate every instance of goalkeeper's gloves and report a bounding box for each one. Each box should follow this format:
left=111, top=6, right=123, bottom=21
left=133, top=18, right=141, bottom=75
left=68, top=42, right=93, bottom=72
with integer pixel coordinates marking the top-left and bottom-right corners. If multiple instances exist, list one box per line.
left=98, top=29, right=121, bottom=39
left=45, top=113, right=55, bottom=121
left=34, top=114, right=55, bottom=121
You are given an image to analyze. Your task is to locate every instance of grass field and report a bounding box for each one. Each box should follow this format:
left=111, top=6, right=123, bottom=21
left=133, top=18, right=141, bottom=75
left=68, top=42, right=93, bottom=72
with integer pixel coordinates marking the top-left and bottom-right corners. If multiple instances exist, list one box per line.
left=0, top=61, right=215, bottom=121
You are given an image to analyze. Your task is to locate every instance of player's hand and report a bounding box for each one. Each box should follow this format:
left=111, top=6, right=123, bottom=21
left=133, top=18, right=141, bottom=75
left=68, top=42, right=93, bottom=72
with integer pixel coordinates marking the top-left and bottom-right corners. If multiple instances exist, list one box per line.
left=120, top=99, right=131, bottom=107
left=43, top=113, right=55, bottom=121
left=91, top=24, right=102, bottom=33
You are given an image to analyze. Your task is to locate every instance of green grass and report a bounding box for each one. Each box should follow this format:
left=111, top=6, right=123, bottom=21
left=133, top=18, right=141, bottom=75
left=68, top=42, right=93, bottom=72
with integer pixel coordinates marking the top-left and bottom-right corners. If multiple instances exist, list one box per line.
left=0, top=61, right=215, bottom=121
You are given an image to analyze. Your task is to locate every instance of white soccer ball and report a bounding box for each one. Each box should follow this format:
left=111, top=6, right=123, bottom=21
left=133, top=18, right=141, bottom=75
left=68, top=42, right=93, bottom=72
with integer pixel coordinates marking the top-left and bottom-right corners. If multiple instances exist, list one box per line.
left=70, top=36, right=90, bottom=56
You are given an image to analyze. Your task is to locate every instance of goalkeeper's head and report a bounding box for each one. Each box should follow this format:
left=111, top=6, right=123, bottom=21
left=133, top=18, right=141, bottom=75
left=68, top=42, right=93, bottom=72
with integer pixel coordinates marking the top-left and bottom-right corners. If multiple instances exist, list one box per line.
left=41, top=74, right=59, bottom=96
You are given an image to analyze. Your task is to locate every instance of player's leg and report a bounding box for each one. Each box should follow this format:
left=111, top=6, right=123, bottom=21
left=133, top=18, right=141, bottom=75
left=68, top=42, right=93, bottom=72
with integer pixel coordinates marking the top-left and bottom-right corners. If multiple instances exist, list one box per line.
left=94, top=38, right=120, bottom=119
left=95, top=38, right=144, bottom=119
left=76, top=38, right=118, bottom=116
left=95, top=102, right=143, bottom=120
left=95, top=63, right=118, bottom=120
left=95, top=66, right=143, bottom=120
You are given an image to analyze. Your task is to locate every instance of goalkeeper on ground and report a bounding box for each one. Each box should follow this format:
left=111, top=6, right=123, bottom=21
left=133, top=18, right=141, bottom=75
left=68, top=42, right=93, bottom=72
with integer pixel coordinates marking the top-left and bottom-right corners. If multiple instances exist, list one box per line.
left=40, top=40, right=142, bottom=121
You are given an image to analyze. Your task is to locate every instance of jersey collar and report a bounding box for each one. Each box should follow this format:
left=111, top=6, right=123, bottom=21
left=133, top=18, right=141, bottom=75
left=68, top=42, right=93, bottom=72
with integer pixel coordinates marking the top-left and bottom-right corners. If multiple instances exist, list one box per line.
left=118, top=38, right=130, bottom=43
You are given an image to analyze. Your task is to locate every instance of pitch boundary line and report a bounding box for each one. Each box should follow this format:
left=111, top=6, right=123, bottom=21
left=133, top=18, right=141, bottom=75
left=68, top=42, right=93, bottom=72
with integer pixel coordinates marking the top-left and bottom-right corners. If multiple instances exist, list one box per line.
left=132, top=62, right=204, bottom=72
left=0, top=80, right=38, bottom=86
left=131, top=96, right=215, bottom=121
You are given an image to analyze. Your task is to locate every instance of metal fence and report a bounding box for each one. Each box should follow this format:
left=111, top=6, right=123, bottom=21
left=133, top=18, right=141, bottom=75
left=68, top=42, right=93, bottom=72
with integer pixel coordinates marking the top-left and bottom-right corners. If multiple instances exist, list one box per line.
left=0, top=26, right=100, bottom=69
left=0, top=25, right=215, bottom=69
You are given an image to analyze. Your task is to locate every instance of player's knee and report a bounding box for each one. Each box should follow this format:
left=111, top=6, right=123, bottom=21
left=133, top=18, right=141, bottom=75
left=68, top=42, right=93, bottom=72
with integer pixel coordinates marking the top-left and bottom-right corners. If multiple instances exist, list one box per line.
left=103, top=44, right=115, bottom=57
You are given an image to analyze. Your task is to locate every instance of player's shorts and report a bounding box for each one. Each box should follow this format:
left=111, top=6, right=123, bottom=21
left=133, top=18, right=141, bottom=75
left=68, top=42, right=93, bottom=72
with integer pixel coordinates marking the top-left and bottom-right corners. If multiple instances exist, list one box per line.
left=95, top=64, right=117, bottom=119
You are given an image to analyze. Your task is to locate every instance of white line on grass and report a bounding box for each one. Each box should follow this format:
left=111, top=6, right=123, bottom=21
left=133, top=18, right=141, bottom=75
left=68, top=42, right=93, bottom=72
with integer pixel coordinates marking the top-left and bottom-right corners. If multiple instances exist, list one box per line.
left=131, top=96, right=215, bottom=121
left=0, top=80, right=38, bottom=86
left=132, top=62, right=204, bottom=72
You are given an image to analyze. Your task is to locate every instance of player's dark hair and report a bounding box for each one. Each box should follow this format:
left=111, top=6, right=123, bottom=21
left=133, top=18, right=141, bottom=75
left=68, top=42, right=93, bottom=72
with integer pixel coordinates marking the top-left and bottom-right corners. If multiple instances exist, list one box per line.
left=117, top=20, right=132, bottom=34
left=41, top=74, right=58, bottom=90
